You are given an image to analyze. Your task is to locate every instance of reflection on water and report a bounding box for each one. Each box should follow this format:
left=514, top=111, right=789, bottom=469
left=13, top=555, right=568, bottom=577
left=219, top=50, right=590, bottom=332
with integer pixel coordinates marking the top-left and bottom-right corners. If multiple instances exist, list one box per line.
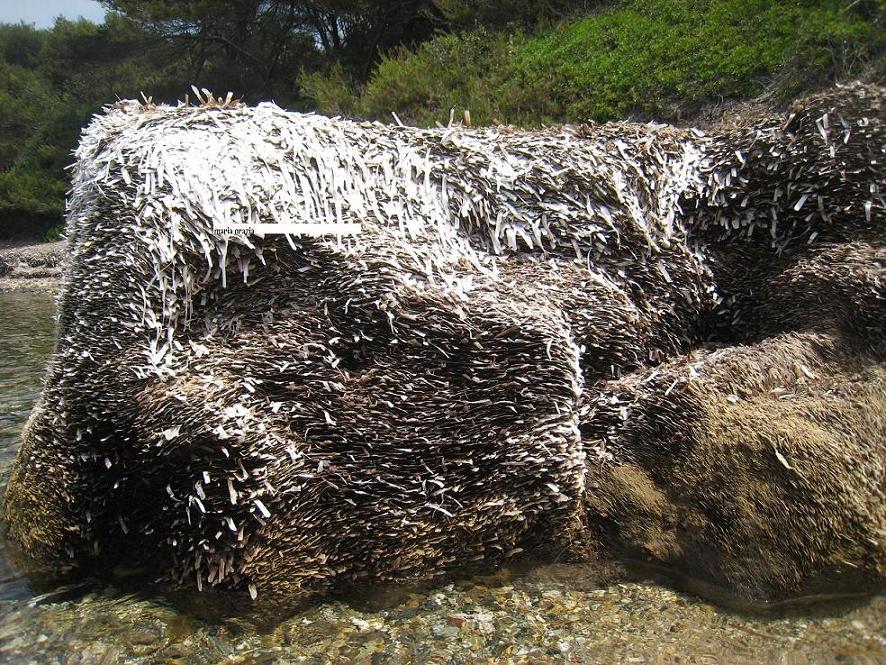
left=0, top=291, right=883, bottom=663
left=0, top=291, right=57, bottom=604
left=0, top=291, right=55, bottom=471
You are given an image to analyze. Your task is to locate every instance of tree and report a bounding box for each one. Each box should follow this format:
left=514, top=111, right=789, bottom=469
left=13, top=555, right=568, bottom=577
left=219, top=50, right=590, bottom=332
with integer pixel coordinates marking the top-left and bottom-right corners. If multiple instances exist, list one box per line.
left=0, top=15, right=188, bottom=238
left=99, top=1, right=443, bottom=103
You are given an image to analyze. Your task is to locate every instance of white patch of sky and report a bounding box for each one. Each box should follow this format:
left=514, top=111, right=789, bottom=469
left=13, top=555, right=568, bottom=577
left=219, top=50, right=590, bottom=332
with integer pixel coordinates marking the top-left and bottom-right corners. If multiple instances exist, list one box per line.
left=0, top=0, right=107, bottom=29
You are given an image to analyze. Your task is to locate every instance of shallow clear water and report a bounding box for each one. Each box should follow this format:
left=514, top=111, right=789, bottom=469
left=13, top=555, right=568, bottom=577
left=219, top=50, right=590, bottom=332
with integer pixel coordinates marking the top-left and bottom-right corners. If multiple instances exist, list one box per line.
left=0, top=290, right=884, bottom=663
left=0, top=291, right=57, bottom=603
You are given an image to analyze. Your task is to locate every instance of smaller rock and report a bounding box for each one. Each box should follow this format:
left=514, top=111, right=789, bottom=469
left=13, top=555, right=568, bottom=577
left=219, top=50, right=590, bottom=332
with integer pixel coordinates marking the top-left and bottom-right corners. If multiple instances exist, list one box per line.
left=430, top=622, right=459, bottom=639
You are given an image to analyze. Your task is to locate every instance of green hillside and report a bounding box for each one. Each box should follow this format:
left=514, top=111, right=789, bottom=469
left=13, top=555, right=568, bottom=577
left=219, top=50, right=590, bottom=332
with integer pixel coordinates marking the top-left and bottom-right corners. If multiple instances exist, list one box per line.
left=305, top=0, right=883, bottom=126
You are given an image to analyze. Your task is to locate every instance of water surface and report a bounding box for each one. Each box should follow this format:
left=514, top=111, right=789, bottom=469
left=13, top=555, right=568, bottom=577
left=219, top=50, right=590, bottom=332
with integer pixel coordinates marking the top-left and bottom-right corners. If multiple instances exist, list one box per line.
left=0, top=291, right=57, bottom=603
left=0, top=291, right=883, bottom=663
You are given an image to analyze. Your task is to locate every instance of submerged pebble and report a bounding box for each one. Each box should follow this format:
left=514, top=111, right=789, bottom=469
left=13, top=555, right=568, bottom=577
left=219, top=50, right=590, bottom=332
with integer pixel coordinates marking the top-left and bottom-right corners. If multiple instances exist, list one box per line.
left=0, top=564, right=883, bottom=663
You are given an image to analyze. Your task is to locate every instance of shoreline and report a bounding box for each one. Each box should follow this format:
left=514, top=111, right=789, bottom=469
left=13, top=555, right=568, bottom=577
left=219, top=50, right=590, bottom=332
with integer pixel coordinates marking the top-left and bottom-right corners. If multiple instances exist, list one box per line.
left=0, top=240, right=64, bottom=293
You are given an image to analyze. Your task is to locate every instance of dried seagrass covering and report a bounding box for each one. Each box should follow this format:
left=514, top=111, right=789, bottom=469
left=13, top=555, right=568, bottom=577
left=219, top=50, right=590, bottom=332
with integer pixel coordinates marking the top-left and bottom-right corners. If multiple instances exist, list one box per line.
left=4, top=83, right=884, bottom=600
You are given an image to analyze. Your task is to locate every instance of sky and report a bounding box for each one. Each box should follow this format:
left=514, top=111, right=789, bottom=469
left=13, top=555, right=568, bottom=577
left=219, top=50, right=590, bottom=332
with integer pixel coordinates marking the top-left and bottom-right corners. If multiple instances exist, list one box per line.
left=0, top=0, right=107, bottom=28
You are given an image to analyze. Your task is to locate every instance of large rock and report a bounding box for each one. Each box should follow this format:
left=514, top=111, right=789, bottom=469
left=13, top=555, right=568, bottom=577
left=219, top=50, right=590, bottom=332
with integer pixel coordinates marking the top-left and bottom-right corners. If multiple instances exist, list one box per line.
left=4, top=84, right=884, bottom=601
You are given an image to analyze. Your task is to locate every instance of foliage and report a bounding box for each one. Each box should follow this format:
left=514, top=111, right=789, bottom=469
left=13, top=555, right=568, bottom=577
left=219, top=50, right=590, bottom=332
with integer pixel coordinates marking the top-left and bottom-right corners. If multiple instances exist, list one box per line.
left=299, top=62, right=361, bottom=117
left=435, top=0, right=604, bottom=29
left=100, top=0, right=443, bottom=100
left=512, top=0, right=884, bottom=121
left=309, top=0, right=883, bottom=126
left=0, top=16, right=186, bottom=238
left=304, top=29, right=525, bottom=125
left=44, top=223, right=65, bottom=242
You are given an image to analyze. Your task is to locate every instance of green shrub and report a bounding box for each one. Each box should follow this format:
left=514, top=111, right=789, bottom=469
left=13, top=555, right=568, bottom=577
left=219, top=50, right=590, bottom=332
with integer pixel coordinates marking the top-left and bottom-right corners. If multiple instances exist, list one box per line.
left=358, top=28, right=526, bottom=126
left=299, top=63, right=362, bottom=118
left=436, top=0, right=604, bottom=30
left=311, top=0, right=883, bottom=126
left=514, top=0, right=883, bottom=121
left=44, top=222, right=65, bottom=241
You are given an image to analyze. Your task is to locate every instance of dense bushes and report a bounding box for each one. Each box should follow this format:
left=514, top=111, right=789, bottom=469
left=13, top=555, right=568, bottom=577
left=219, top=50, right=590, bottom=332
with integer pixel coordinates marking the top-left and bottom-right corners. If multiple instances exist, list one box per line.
left=303, top=29, right=523, bottom=124
left=513, top=0, right=883, bottom=121
left=0, top=16, right=184, bottom=239
left=306, top=0, right=884, bottom=126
